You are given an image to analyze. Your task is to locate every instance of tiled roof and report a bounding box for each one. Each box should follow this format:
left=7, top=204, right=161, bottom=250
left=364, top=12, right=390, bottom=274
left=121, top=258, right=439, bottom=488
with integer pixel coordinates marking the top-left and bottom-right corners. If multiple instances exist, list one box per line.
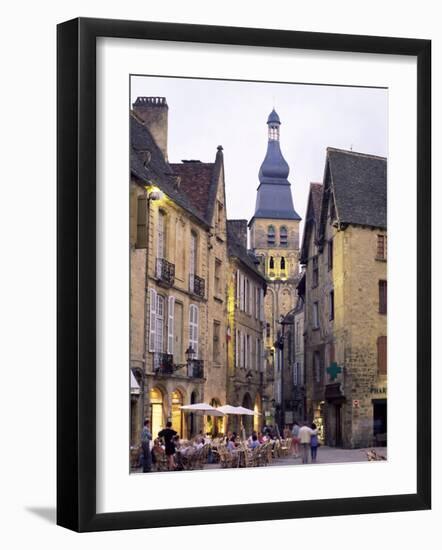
left=169, top=162, right=216, bottom=220
left=310, top=183, right=323, bottom=223
left=131, top=114, right=220, bottom=227
left=327, top=148, right=387, bottom=229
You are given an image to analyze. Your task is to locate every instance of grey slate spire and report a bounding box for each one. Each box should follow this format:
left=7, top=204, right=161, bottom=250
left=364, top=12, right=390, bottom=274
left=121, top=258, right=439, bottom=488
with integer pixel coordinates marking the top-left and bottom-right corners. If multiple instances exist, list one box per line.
left=252, top=109, right=301, bottom=221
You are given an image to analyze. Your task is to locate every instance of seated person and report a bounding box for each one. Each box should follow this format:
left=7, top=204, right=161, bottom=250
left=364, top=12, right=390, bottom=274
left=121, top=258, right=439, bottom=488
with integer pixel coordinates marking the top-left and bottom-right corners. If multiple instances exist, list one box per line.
left=151, top=438, right=165, bottom=470
left=247, top=431, right=258, bottom=444
left=248, top=434, right=260, bottom=449
left=193, top=437, right=205, bottom=450
left=227, top=436, right=237, bottom=452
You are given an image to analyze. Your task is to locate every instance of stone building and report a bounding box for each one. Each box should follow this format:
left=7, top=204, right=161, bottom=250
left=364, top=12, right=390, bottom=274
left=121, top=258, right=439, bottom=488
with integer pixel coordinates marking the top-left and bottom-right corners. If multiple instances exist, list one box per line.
left=225, top=220, right=267, bottom=435
left=289, top=280, right=306, bottom=422
left=300, top=148, right=387, bottom=448
left=130, top=97, right=229, bottom=441
left=248, top=109, right=302, bottom=430
left=169, top=155, right=229, bottom=436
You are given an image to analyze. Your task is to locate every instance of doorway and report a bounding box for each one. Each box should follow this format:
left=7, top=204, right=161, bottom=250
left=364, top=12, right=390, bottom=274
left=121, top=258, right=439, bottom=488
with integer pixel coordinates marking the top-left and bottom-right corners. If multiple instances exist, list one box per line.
left=334, top=403, right=342, bottom=447
left=150, top=387, right=164, bottom=438
left=253, top=394, right=262, bottom=433
left=373, top=399, right=387, bottom=446
left=171, top=389, right=184, bottom=437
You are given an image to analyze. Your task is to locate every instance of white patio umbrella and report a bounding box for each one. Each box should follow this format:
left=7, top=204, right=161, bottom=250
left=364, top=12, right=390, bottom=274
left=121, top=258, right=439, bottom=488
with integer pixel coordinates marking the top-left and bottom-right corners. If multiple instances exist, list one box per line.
left=235, top=406, right=261, bottom=416
left=216, top=405, right=260, bottom=439
left=180, top=403, right=225, bottom=416
left=216, top=404, right=240, bottom=415
left=216, top=405, right=261, bottom=416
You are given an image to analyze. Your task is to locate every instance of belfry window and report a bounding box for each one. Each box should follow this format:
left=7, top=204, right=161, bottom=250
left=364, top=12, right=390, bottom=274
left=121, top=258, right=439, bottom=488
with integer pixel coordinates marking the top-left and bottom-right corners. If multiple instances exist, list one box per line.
left=280, top=226, right=288, bottom=246
left=267, top=225, right=275, bottom=245
left=268, top=125, right=280, bottom=141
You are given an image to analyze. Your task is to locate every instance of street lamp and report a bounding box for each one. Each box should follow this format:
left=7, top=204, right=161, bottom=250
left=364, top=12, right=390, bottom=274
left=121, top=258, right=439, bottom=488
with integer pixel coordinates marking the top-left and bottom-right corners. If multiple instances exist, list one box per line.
left=185, top=346, right=196, bottom=376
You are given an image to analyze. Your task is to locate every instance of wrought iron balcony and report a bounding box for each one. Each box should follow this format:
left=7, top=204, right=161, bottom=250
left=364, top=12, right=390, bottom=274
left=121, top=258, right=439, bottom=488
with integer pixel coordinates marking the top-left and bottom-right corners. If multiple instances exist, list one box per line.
left=153, top=353, right=174, bottom=375
left=189, top=273, right=205, bottom=298
left=187, top=360, right=204, bottom=379
left=156, top=258, right=175, bottom=287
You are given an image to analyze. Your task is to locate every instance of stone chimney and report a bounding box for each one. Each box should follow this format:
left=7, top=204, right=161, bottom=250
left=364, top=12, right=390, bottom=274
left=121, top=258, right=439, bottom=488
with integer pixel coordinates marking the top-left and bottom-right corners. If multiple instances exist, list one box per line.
left=132, top=97, right=169, bottom=160
left=227, top=219, right=248, bottom=250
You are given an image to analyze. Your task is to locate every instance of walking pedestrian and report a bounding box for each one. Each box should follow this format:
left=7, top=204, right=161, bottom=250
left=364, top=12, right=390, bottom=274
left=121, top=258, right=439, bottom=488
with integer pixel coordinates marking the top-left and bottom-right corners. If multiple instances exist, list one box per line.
left=291, top=421, right=300, bottom=457
left=298, top=421, right=312, bottom=464
left=310, top=423, right=319, bottom=463
left=141, top=419, right=152, bottom=473
left=158, top=421, right=178, bottom=470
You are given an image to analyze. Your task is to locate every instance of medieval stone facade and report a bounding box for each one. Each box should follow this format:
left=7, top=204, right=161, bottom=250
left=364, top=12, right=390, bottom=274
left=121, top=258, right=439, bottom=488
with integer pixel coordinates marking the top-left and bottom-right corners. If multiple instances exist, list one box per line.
left=130, top=98, right=229, bottom=442
left=300, top=148, right=387, bottom=448
left=226, top=220, right=267, bottom=436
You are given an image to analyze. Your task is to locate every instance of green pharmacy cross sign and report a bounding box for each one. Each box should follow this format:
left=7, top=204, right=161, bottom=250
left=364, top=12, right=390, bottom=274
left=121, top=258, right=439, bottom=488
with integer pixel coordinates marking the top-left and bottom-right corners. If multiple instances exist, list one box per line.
left=327, top=362, right=342, bottom=381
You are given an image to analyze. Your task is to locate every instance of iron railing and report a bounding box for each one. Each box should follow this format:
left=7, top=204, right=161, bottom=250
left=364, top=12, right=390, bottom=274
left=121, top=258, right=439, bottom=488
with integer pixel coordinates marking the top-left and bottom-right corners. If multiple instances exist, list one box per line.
left=187, top=360, right=204, bottom=379
left=156, top=258, right=175, bottom=287
left=153, top=353, right=174, bottom=374
left=189, top=273, right=205, bottom=298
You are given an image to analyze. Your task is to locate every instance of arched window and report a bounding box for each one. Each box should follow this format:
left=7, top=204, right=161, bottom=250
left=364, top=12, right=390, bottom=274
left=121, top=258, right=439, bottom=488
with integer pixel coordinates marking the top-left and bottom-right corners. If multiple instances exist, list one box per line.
left=280, top=256, right=286, bottom=271
left=269, top=256, right=275, bottom=270
left=280, top=226, right=288, bottom=247
left=267, top=225, right=275, bottom=246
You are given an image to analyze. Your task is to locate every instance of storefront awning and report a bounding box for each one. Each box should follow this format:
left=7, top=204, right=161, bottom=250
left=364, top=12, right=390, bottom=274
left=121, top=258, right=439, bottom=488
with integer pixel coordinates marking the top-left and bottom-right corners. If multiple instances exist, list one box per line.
left=130, top=370, right=140, bottom=395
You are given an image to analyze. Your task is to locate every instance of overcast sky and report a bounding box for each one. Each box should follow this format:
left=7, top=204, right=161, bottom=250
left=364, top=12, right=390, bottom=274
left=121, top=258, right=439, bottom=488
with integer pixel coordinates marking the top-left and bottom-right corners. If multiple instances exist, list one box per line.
left=131, top=76, right=387, bottom=239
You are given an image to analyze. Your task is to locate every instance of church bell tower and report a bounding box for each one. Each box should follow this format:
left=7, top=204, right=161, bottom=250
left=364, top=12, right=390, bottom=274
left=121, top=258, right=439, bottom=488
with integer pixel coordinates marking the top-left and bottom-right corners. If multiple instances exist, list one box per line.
left=249, top=108, right=301, bottom=382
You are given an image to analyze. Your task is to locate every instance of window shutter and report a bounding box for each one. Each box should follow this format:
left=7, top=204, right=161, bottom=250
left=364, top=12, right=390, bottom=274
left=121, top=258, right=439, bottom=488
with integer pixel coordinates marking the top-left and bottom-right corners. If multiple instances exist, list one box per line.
left=136, top=196, right=148, bottom=249
left=235, top=330, right=239, bottom=368
left=240, top=274, right=244, bottom=311
left=377, top=336, right=387, bottom=375
left=236, top=270, right=240, bottom=306
left=245, top=279, right=248, bottom=314
left=259, top=289, right=264, bottom=321
left=149, top=288, right=157, bottom=352
left=189, top=304, right=199, bottom=359
left=244, top=334, right=249, bottom=369
left=194, top=305, right=199, bottom=358
left=167, top=296, right=175, bottom=355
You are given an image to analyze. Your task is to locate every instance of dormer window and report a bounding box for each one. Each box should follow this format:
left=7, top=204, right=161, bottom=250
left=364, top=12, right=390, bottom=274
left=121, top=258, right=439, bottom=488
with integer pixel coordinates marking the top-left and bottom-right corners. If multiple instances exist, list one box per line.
left=280, top=226, right=288, bottom=246
left=267, top=225, right=275, bottom=246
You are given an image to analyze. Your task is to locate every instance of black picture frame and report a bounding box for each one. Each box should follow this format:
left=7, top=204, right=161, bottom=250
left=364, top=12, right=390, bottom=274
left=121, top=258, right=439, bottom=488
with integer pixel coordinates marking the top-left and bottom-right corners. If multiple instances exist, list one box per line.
left=57, top=17, right=431, bottom=532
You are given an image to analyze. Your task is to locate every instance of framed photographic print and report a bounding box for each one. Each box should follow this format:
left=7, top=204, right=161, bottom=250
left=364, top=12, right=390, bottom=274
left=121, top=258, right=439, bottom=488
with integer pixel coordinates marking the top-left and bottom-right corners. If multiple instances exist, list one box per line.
left=57, top=17, right=431, bottom=532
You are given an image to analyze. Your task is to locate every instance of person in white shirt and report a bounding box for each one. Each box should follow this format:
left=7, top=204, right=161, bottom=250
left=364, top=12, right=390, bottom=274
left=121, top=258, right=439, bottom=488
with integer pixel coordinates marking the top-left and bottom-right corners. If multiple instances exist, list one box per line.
left=193, top=437, right=204, bottom=450
left=298, top=422, right=313, bottom=464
